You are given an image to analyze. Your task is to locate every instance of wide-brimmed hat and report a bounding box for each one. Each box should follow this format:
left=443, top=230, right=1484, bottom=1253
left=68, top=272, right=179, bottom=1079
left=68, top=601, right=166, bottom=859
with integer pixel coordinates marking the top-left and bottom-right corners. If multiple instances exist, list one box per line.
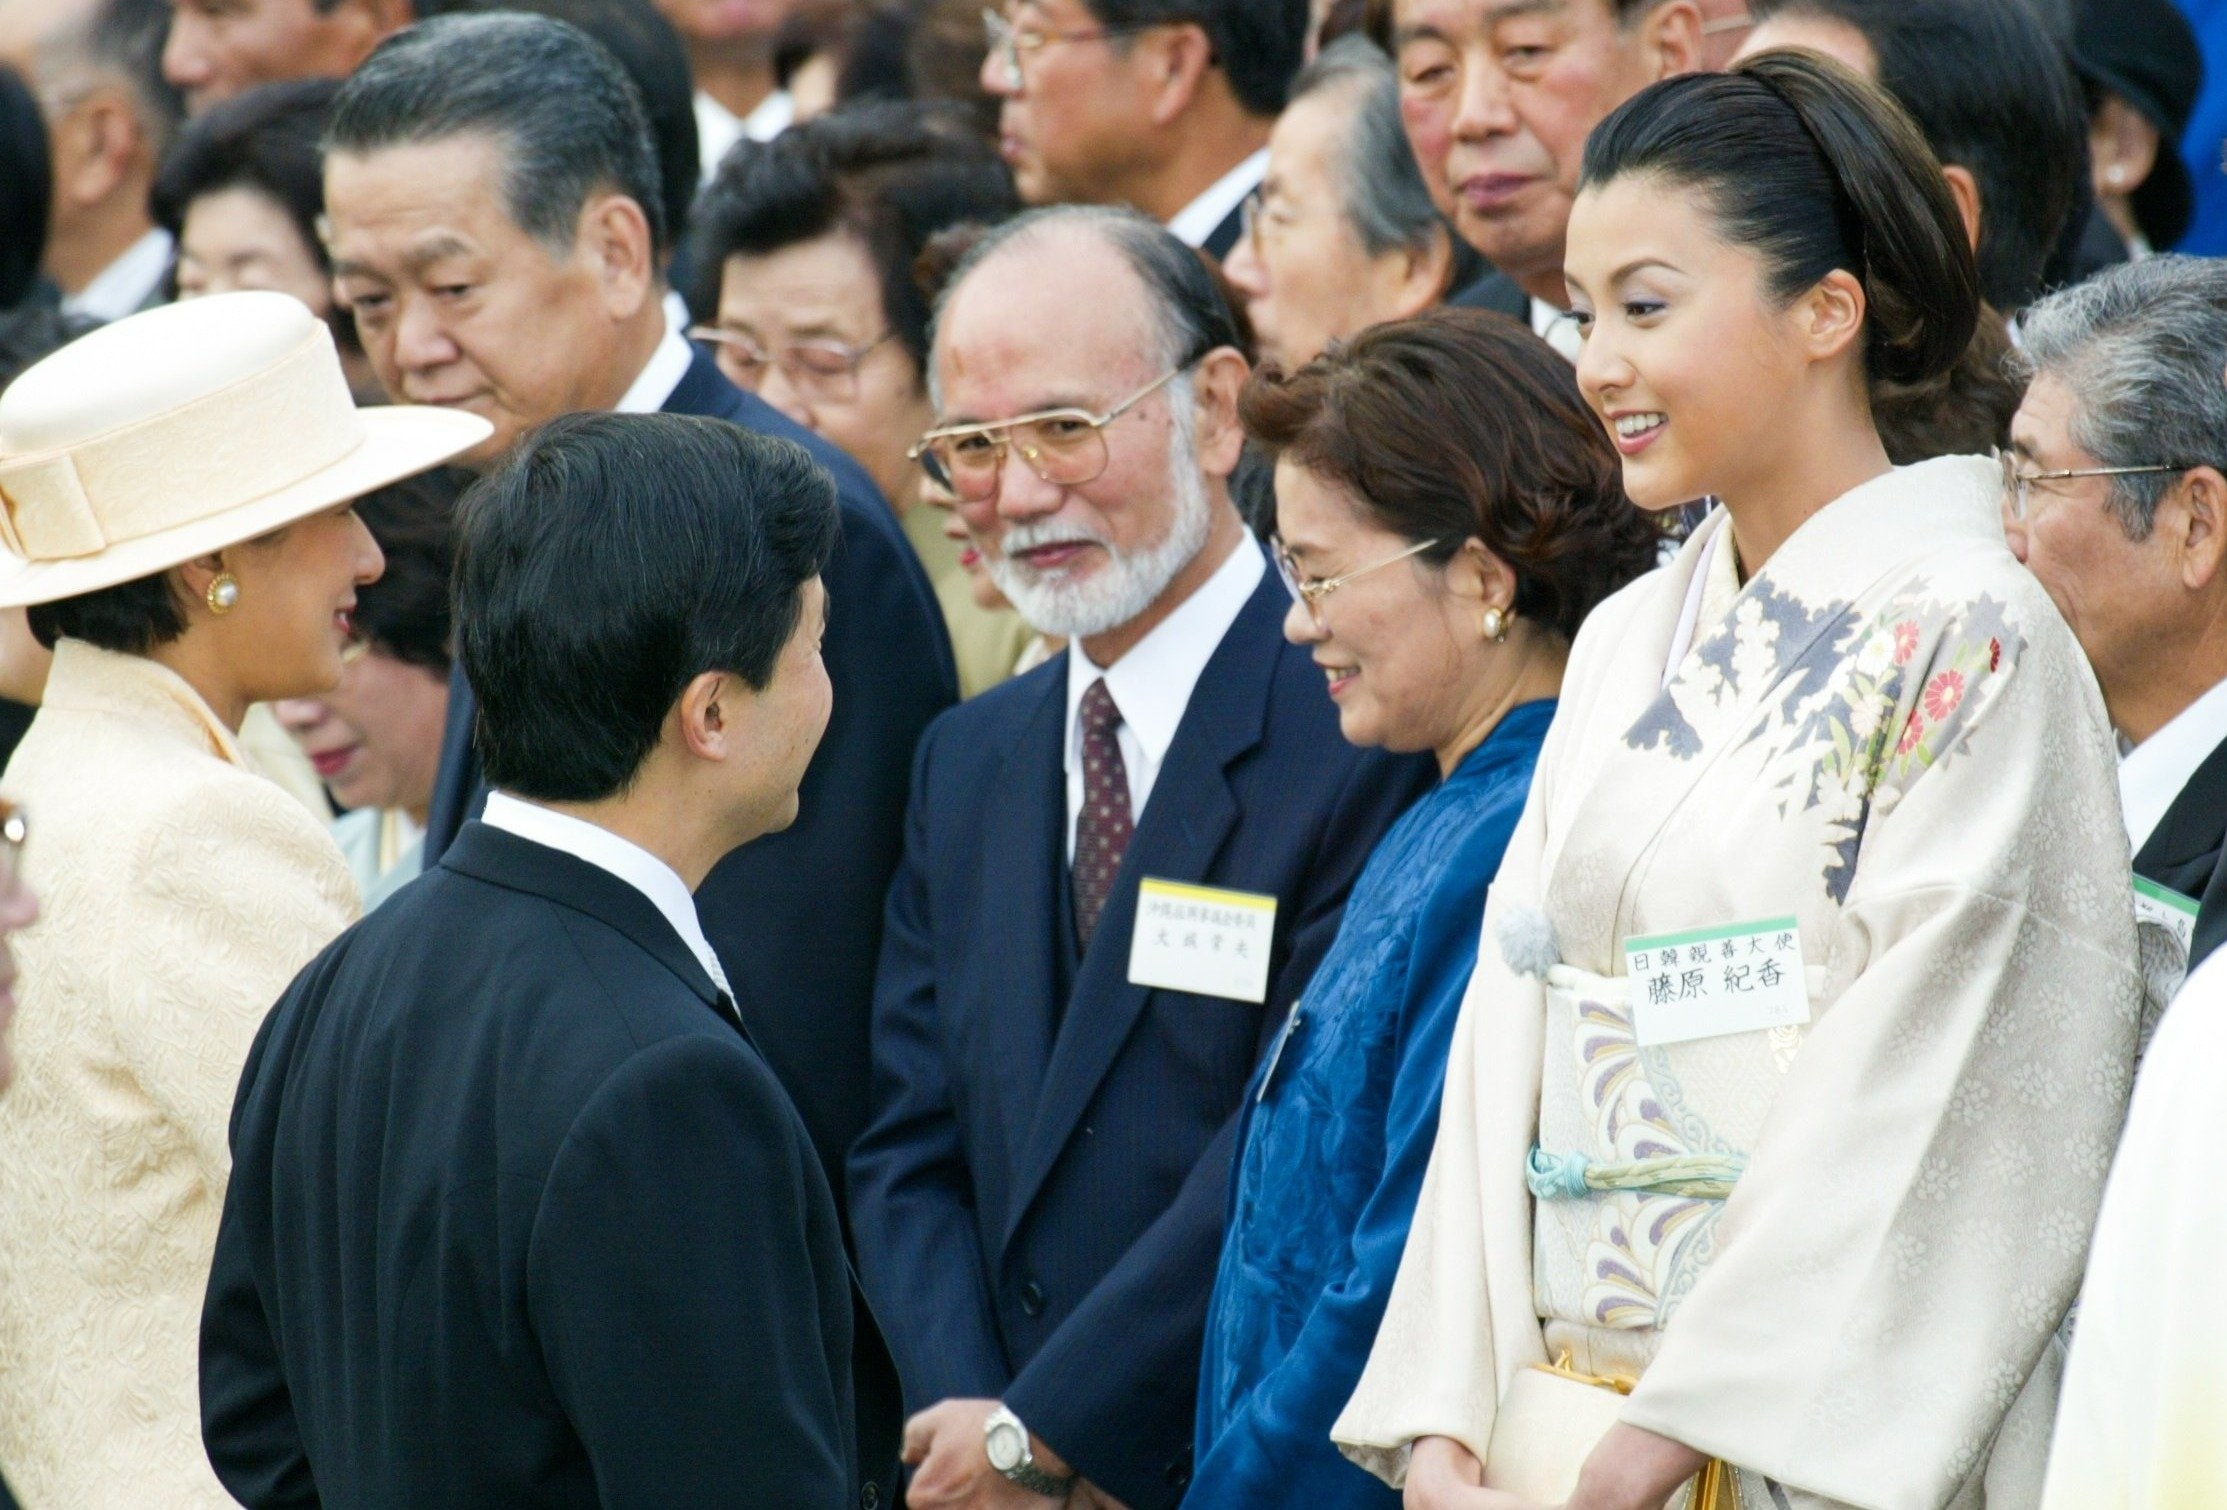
left=2074, top=0, right=2204, bottom=251
left=0, top=291, right=491, bottom=609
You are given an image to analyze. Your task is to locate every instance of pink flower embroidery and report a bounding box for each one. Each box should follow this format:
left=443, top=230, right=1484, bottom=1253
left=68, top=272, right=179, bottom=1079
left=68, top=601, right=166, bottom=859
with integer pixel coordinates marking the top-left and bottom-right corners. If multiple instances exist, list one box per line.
left=1892, top=621, right=1920, bottom=665
left=1924, top=669, right=1966, bottom=721
left=1896, top=710, right=1925, bottom=755
left=1988, top=638, right=2002, bottom=672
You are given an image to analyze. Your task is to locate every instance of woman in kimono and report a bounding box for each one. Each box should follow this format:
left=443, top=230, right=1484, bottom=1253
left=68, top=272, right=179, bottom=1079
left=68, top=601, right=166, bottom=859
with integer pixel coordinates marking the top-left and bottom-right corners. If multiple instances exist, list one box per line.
left=1334, top=53, right=2144, bottom=1510
left=1187, top=310, right=1661, bottom=1508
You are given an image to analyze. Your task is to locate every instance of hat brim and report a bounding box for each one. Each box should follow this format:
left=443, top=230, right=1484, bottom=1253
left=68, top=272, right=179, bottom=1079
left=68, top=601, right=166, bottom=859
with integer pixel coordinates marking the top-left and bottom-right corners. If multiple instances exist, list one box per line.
left=0, top=405, right=492, bottom=609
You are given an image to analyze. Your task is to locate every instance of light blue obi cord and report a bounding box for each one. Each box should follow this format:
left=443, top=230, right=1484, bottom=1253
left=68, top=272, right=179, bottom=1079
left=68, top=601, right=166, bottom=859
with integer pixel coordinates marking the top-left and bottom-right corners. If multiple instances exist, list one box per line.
left=1525, top=1146, right=1748, bottom=1202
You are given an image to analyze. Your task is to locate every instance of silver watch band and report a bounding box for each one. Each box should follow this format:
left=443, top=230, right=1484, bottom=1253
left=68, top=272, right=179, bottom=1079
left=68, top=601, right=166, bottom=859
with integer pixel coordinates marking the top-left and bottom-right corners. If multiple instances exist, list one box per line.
left=999, top=1456, right=1075, bottom=1498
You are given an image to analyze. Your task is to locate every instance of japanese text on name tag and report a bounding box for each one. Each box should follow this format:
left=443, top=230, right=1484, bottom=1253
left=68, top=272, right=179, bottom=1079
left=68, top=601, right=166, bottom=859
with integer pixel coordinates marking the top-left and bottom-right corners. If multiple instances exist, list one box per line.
left=1127, top=878, right=1276, bottom=1004
left=1625, top=916, right=1810, bottom=1048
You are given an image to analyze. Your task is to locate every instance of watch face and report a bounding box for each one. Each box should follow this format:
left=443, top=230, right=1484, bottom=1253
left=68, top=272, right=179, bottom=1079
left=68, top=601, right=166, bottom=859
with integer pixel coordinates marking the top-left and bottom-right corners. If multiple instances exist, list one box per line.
left=985, top=1420, right=1025, bottom=1472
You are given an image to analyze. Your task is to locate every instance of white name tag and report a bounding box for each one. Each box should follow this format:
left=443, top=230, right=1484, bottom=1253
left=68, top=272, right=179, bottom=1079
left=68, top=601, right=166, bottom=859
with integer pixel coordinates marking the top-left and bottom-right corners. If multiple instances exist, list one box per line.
left=1128, top=878, right=1277, bottom=1004
left=1625, top=916, right=1810, bottom=1048
left=2133, top=874, right=2199, bottom=955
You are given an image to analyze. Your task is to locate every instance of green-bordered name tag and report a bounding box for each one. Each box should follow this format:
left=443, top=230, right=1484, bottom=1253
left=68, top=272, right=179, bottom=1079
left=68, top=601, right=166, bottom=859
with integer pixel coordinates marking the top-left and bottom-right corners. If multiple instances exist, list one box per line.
left=1625, top=916, right=1811, bottom=1048
left=2132, top=874, right=2199, bottom=955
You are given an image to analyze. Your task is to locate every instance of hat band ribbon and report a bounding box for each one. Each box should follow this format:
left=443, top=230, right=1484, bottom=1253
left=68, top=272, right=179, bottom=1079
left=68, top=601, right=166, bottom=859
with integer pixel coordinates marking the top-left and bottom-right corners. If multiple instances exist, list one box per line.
left=0, top=331, right=366, bottom=562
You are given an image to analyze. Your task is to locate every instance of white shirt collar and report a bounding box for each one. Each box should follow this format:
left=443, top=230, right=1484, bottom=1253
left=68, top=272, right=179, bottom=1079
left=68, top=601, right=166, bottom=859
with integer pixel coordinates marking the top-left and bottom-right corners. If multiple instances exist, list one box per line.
left=693, top=89, right=795, bottom=184
left=2120, top=675, right=2227, bottom=855
left=1166, top=148, right=1269, bottom=249
left=480, top=791, right=734, bottom=1001
left=1529, top=297, right=1582, bottom=364
left=614, top=304, right=695, bottom=415
left=1063, top=537, right=1264, bottom=790
left=63, top=228, right=173, bottom=324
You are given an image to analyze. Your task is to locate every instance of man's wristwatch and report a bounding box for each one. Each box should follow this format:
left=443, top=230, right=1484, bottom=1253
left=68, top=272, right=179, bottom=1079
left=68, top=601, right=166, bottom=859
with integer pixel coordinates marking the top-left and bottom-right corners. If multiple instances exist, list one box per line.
left=984, top=1404, right=1075, bottom=1499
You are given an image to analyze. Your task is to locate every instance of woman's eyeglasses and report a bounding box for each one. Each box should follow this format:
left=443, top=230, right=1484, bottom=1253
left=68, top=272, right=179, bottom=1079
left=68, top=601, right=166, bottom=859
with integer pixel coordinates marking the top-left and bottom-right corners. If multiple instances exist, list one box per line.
left=1272, top=535, right=1443, bottom=632
left=688, top=327, right=895, bottom=403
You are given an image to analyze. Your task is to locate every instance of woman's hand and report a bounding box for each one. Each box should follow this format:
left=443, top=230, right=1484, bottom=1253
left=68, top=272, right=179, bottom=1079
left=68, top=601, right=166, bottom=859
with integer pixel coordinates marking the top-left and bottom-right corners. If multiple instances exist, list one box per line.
left=1404, top=1435, right=1544, bottom=1510
left=1565, top=1425, right=1710, bottom=1510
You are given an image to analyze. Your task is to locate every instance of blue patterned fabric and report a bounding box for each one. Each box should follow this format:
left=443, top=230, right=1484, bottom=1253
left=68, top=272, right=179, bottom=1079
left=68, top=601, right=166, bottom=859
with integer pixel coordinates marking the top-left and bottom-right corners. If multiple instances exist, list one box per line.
left=1186, top=700, right=1554, bottom=1509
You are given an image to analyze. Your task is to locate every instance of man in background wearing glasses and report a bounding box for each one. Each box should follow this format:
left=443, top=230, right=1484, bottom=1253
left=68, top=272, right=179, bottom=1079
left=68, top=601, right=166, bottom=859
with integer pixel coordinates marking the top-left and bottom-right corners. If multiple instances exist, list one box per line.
left=978, top=0, right=1302, bottom=259
left=2001, top=256, right=2227, bottom=986
left=849, top=206, right=1433, bottom=1510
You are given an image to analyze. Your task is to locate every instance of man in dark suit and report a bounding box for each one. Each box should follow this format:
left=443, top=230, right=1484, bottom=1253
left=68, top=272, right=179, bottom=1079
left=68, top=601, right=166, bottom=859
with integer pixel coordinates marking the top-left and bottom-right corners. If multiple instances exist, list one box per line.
left=322, top=13, right=956, bottom=1217
left=202, top=413, right=870, bottom=1506
left=2003, top=256, right=2227, bottom=977
left=849, top=207, right=1434, bottom=1510
left=976, top=0, right=1300, bottom=262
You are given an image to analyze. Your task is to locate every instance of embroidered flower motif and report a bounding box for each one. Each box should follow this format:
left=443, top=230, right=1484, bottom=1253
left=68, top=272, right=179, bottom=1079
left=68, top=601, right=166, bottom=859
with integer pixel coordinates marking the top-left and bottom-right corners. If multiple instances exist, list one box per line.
left=1896, top=710, right=1925, bottom=755
left=1892, top=620, right=1921, bottom=664
left=1989, top=637, right=2002, bottom=672
left=1923, top=669, right=1966, bottom=721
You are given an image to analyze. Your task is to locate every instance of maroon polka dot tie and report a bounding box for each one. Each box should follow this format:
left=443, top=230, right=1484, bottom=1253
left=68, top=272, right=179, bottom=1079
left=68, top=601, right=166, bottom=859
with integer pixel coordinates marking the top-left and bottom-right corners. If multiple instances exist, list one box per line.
left=1072, top=677, right=1133, bottom=951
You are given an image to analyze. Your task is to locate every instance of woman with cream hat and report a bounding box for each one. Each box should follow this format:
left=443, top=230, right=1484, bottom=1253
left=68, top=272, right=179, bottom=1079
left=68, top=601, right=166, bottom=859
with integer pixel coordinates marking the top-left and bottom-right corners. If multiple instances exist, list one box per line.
left=0, top=290, right=487, bottom=1507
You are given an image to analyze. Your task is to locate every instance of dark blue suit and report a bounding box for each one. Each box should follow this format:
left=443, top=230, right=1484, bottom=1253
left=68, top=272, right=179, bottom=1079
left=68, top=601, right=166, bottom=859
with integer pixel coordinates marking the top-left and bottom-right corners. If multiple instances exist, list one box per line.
left=848, top=558, right=1435, bottom=1508
left=424, top=347, right=958, bottom=1200
left=201, top=824, right=867, bottom=1508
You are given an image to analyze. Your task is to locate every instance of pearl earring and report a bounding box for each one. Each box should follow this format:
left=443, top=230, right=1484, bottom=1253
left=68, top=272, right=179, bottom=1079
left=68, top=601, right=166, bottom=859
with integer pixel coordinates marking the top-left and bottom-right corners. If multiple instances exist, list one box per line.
left=1481, top=606, right=1509, bottom=643
left=2106, top=166, right=2128, bottom=188
left=206, top=573, right=240, bottom=615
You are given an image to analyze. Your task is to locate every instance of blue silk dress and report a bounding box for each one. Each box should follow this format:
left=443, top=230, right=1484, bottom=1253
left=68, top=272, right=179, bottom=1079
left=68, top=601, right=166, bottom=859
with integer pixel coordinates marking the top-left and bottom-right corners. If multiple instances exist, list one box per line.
left=1187, top=700, right=1554, bottom=1508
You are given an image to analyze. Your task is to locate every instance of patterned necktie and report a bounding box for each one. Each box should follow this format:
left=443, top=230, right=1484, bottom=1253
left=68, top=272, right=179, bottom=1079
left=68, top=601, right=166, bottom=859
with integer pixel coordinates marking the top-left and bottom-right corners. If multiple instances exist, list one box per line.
left=1072, top=677, right=1133, bottom=951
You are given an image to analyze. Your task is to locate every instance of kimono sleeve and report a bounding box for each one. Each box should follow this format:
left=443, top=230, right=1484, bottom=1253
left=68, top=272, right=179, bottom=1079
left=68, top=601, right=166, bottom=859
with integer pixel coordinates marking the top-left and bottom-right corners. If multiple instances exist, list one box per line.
left=1622, top=602, right=2143, bottom=1509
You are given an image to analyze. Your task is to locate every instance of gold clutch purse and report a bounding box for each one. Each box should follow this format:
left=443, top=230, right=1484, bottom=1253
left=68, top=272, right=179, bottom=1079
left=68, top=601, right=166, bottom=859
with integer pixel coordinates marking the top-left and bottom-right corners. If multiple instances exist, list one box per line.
left=1484, top=1354, right=1740, bottom=1509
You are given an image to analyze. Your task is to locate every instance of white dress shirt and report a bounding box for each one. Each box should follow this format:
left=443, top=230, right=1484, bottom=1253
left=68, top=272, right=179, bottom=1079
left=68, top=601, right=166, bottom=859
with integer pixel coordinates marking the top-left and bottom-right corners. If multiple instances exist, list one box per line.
left=614, top=306, right=696, bottom=415
left=1062, top=539, right=1266, bottom=860
left=2119, top=674, right=2227, bottom=855
left=1529, top=296, right=1583, bottom=363
left=481, top=791, right=735, bottom=1000
left=1166, top=148, right=1269, bottom=249
left=694, top=88, right=796, bottom=183
left=62, top=228, right=173, bottom=323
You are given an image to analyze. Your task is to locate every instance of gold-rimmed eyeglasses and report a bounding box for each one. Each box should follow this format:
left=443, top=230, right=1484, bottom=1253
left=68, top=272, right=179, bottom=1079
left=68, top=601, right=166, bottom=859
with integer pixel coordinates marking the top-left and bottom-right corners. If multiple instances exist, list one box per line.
left=1995, top=448, right=2194, bottom=522
left=689, top=326, right=896, bottom=403
left=1273, top=535, right=1444, bottom=631
left=980, top=7, right=1163, bottom=87
left=909, top=365, right=1188, bottom=502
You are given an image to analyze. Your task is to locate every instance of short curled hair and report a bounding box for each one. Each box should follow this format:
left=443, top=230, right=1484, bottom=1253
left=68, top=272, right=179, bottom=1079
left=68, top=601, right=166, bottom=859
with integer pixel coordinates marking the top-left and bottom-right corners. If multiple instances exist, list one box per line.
left=1240, top=307, right=1663, bottom=642
left=685, top=101, right=1018, bottom=372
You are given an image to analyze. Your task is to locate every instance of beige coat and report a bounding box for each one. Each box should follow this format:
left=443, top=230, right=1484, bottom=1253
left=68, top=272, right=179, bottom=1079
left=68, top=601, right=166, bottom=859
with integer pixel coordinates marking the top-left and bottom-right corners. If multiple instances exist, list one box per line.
left=0, top=640, right=355, bottom=1508
left=1335, top=459, right=2143, bottom=1508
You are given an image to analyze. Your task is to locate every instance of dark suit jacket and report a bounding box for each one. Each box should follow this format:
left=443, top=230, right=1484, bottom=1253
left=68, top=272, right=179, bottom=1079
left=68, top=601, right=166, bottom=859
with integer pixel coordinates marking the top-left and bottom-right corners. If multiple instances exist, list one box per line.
left=424, top=346, right=958, bottom=1203
left=201, top=823, right=865, bottom=1508
left=848, top=559, right=1435, bottom=1508
left=1446, top=267, right=1529, bottom=320
left=2147, top=733, right=2227, bottom=970
left=1199, top=197, right=1247, bottom=261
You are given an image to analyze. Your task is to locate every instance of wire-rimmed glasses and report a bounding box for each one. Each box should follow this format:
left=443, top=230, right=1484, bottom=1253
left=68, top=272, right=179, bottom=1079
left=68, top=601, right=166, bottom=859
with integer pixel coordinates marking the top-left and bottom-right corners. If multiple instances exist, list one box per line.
left=909, top=366, right=1187, bottom=501
left=688, top=326, right=896, bottom=403
left=1995, top=448, right=2193, bottom=522
left=980, top=7, right=1160, bottom=88
left=1272, top=535, right=1444, bottom=632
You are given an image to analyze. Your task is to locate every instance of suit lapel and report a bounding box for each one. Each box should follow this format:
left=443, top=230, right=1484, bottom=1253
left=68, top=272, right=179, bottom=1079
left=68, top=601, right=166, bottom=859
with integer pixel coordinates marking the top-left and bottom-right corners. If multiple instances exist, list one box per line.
left=972, top=672, right=1070, bottom=1176
left=2135, top=730, right=2227, bottom=886
left=1002, top=575, right=1280, bottom=1247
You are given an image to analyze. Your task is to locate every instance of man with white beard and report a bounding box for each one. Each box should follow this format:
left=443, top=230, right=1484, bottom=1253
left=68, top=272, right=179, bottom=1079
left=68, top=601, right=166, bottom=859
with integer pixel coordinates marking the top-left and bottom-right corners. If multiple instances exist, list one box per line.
left=849, top=205, right=1435, bottom=1510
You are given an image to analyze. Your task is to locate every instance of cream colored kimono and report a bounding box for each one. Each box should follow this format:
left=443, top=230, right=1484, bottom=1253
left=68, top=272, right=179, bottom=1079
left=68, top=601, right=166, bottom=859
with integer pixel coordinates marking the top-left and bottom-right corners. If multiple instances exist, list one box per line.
left=1334, top=457, right=2144, bottom=1509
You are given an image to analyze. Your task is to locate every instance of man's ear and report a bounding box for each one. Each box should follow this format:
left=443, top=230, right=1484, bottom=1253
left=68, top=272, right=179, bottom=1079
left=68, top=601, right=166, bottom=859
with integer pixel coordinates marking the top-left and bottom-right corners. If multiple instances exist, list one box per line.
left=676, top=670, right=739, bottom=761
left=51, top=90, right=143, bottom=212
left=578, top=192, right=657, bottom=320
left=1190, top=346, right=1252, bottom=478
left=1638, top=0, right=1706, bottom=80
left=1940, top=165, right=1983, bottom=256
left=1136, top=21, right=1216, bottom=129
left=2176, top=466, right=2227, bottom=594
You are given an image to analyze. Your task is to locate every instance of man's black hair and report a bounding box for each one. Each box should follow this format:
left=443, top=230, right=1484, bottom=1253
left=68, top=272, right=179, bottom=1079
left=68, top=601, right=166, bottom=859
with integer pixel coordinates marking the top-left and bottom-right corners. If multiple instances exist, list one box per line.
left=456, top=412, right=838, bottom=803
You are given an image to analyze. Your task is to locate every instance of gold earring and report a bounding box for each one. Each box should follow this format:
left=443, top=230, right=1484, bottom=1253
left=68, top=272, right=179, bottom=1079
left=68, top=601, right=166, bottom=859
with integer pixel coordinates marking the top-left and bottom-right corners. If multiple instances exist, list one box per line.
left=1481, top=606, right=1509, bottom=643
left=206, top=573, right=240, bottom=615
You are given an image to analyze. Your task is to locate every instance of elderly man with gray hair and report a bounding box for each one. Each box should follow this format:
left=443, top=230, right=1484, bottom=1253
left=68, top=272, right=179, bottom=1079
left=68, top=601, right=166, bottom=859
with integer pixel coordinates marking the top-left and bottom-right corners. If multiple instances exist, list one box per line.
left=1220, top=36, right=1480, bottom=372
left=2003, top=254, right=2227, bottom=980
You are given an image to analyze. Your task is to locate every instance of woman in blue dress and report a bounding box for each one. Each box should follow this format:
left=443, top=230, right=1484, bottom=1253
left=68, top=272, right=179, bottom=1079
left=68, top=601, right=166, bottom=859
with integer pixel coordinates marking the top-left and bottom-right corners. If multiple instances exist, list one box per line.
left=1186, top=309, right=1660, bottom=1509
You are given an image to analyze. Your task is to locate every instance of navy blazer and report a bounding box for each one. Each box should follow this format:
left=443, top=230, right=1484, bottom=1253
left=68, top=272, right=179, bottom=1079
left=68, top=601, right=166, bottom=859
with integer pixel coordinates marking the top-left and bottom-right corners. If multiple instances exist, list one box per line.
left=201, top=823, right=867, bottom=1508
left=848, top=560, right=1435, bottom=1508
left=422, top=346, right=958, bottom=1200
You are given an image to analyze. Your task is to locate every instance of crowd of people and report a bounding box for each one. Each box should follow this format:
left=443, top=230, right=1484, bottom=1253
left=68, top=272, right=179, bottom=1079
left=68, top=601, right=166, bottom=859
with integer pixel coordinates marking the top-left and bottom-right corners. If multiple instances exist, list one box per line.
left=0, top=0, right=2219, bottom=1506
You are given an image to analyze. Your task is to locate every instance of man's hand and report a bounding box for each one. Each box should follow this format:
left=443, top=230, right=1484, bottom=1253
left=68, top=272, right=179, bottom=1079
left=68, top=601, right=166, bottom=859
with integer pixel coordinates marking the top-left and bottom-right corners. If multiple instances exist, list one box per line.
left=903, top=1398, right=1073, bottom=1509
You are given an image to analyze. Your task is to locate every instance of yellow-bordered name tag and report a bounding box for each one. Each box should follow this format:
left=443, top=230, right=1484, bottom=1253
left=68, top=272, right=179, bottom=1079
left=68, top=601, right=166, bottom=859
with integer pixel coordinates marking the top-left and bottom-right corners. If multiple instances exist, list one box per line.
left=2133, top=874, right=2199, bottom=955
left=1625, top=916, right=1810, bottom=1048
left=1128, top=878, right=1277, bottom=1003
